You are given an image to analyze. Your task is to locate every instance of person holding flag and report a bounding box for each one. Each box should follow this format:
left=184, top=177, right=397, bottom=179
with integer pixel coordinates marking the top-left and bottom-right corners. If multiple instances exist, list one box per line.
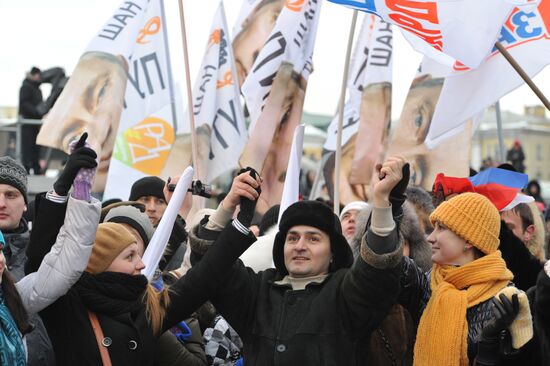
left=186, top=157, right=407, bottom=365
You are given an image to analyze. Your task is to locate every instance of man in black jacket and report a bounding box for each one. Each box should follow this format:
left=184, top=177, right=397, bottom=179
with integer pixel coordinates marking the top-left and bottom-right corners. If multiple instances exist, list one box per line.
left=188, top=157, right=407, bottom=365
left=19, top=67, right=46, bottom=175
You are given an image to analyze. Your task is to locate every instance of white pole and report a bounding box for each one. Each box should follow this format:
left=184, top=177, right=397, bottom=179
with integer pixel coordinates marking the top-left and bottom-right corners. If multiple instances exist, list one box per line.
left=334, top=10, right=358, bottom=215
left=177, top=0, right=200, bottom=179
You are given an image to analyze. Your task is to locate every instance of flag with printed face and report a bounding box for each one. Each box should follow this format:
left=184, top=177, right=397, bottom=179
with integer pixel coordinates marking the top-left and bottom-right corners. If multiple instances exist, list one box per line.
left=425, top=0, right=550, bottom=147
left=236, top=0, right=322, bottom=214
left=161, top=3, right=247, bottom=184
left=322, top=15, right=393, bottom=205
left=37, top=0, right=177, bottom=198
left=327, top=0, right=539, bottom=68
left=385, top=58, right=473, bottom=191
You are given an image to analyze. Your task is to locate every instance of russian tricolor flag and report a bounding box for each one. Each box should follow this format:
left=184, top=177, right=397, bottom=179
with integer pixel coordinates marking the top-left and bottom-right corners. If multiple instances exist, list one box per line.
left=433, top=168, right=534, bottom=211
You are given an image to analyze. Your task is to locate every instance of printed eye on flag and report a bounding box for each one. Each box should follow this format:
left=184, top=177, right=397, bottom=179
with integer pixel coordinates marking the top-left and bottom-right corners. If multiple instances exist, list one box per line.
left=322, top=15, right=393, bottom=205
left=37, top=0, right=151, bottom=194
left=327, top=0, right=539, bottom=68
left=425, top=0, right=550, bottom=147
left=385, top=58, right=472, bottom=191
left=161, top=2, right=247, bottom=184
left=237, top=0, right=322, bottom=214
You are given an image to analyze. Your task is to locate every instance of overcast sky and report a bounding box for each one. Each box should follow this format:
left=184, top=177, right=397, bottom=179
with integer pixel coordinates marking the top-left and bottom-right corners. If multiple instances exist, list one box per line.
left=1, top=0, right=548, bottom=122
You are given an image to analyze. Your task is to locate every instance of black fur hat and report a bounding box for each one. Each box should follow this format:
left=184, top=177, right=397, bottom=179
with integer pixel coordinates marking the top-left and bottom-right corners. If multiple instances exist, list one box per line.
left=272, top=200, right=353, bottom=275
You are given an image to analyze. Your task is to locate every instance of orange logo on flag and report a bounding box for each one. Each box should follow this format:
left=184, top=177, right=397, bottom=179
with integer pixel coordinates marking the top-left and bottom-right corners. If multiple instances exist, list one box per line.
left=119, top=117, right=175, bottom=175
left=137, top=16, right=161, bottom=44
left=209, top=29, right=222, bottom=46
left=216, top=71, right=233, bottom=89
left=285, top=0, right=304, bottom=12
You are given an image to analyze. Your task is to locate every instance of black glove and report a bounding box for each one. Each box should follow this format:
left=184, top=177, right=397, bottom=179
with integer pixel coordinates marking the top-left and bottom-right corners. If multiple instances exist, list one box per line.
left=388, top=163, right=410, bottom=221
left=482, top=293, right=520, bottom=340
left=236, top=167, right=261, bottom=229
left=53, top=133, right=98, bottom=196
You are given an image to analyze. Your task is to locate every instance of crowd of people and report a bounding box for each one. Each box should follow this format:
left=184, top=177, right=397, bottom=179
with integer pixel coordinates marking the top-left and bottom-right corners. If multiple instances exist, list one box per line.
left=1, top=132, right=550, bottom=366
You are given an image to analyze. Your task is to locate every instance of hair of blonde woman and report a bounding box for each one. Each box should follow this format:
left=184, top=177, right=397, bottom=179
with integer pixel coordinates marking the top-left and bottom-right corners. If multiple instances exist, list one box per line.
left=143, top=284, right=171, bottom=335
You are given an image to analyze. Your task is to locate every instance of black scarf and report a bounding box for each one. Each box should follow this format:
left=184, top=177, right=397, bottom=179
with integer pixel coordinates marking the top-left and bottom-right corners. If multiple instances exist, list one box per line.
left=74, top=272, right=148, bottom=316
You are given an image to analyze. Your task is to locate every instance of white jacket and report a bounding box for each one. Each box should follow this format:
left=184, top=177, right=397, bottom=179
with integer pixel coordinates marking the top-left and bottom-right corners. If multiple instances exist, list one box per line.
left=15, top=196, right=101, bottom=314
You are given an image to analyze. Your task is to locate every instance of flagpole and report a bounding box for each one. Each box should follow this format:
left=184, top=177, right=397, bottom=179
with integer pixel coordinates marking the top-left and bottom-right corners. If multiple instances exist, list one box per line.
left=495, top=100, right=506, bottom=163
left=334, top=10, right=358, bottom=215
left=160, top=0, right=178, bottom=134
left=495, top=42, right=550, bottom=110
left=178, top=0, right=200, bottom=179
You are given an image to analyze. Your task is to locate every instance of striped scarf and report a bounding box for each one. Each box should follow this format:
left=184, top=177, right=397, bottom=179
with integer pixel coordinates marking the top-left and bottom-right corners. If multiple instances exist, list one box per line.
left=0, top=289, right=26, bottom=366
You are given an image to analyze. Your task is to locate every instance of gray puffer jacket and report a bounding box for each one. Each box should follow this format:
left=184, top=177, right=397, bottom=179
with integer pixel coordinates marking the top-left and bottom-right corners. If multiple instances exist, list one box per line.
left=11, top=196, right=101, bottom=363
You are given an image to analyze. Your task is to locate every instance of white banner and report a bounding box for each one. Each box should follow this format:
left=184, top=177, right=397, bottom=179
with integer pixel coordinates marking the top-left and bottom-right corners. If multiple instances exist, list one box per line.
left=278, top=124, right=305, bottom=224
left=426, top=1, right=550, bottom=147
left=241, top=0, right=322, bottom=130
left=327, top=0, right=540, bottom=68
left=191, top=3, right=247, bottom=183
left=142, top=166, right=194, bottom=280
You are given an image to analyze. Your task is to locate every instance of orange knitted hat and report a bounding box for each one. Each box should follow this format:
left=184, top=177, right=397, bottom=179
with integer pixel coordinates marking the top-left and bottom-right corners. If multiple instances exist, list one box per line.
left=430, top=192, right=501, bottom=254
left=86, top=222, right=137, bottom=274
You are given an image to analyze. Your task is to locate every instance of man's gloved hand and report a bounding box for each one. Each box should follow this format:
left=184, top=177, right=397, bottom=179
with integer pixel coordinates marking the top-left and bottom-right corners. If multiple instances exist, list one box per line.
left=388, top=163, right=410, bottom=221
left=53, top=133, right=97, bottom=196
left=236, top=167, right=261, bottom=228
left=482, top=293, right=520, bottom=340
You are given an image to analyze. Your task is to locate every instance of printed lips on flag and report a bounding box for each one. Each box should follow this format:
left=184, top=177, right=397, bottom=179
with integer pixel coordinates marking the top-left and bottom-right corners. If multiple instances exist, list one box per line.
left=326, top=0, right=540, bottom=68
left=433, top=167, right=534, bottom=211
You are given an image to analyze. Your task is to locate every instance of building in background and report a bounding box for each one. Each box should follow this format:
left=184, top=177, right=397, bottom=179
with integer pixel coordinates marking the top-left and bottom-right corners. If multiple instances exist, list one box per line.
left=472, top=105, right=550, bottom=182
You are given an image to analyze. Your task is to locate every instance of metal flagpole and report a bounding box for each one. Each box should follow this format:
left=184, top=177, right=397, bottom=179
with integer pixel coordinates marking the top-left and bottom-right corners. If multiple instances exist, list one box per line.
left=178, top=0, right=200, bottom=179
left=334, top=10, right=358, bottom=215
left=160, top=0, right=178, bottom=135
left=495, top=100, right=506, bottom=163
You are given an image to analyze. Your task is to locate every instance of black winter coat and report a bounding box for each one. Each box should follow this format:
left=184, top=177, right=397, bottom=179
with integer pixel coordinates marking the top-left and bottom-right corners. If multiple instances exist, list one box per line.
left=498, top=221, right=542, bottom=291
left=26, top=194, right=250, bottom=365
left=18, top=79, right=44, bottom=119
left=189, top=224, right=404, bottom=366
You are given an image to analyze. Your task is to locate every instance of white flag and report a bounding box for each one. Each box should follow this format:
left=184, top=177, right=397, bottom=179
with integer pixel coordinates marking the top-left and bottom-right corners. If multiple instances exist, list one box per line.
left=191, top=2, right=247, bottom=183
left=241, top=0, right=322, bottom=130
left=426, top=1, right=550, bottom=147
left=327, top=0, right=540, bottom=68
left=103, top=0, right=176, bottom=199
left=278, top=124, right=305, bottom=224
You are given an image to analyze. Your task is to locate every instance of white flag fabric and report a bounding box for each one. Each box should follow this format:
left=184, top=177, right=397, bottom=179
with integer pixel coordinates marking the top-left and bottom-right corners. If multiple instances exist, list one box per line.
left=321, top=16, right=393, bottom=204
left=142, top=166, right=194, bottom=280
left=104, top=0, right=176, bottom=199
left=327, top=0, right=539, bottom=68
left=324, top=15, right=392, bottom=151
left=37, top=0, right=159, bottom=195
left=241, top=0, right=322, bottom=130
left=426, top=1, right=550, bottom=147
left=278, top=124, right=305, bottom=224
left=190, top=2, right=247, bottom=183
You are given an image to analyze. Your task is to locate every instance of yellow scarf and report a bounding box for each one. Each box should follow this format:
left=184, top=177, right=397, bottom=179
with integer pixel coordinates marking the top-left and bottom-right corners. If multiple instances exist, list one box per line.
left=413, top=251, right=513, bottom=366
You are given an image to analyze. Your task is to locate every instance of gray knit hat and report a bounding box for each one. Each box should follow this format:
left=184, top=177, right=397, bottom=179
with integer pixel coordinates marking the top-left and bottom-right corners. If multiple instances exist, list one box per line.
left=0, top=157, right=28, bottom=204
left=104, top=205, right=155, bottom=247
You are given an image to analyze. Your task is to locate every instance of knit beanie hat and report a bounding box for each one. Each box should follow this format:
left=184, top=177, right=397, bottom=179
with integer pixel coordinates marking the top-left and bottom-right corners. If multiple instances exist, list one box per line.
left=129, top=176, right=165, bottom=201
left=0, top=157, right=28, bottom=204
left=104, top=205, right=154, bottom=247
left=273, top=200, right=353, bottom=275
left=339, top=201, right=370, bottom=220
left=495, top=287, right=533, bottom=349
left=86, top=223, right=137, bottom=274
left=430, top=192, right=500, bottom=254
